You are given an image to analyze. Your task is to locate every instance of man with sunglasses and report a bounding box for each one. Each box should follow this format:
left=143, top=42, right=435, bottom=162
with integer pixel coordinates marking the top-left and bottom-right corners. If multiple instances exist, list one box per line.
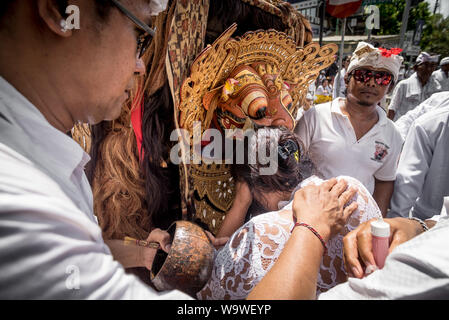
left=296, top=42, right=404, bottom=217
left=387, top=52, right=440, bottom=121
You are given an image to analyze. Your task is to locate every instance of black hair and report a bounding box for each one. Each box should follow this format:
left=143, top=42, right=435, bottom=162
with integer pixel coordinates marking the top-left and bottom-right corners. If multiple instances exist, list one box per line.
left=206, top=0, right=289, bottom=44
left=0, top=0, right=15, bottom=26
left=343, top=55, right=352, bottom=63
left=231, top=126, right=313, bottom=219
left=140, top=81, right=182, bottom=230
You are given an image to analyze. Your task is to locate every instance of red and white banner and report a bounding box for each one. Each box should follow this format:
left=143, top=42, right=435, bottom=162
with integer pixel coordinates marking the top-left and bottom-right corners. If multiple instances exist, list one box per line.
left=326, top=0, right=363, bottom=18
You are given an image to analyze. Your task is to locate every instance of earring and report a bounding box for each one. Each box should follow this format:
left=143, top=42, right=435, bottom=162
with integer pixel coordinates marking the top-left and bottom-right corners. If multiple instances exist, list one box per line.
left=60, top=19, right=68, bottom=33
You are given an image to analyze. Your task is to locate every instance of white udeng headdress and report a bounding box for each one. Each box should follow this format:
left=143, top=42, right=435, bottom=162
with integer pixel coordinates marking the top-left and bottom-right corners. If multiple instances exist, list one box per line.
left=347, top=42, right=404, bottom=83
left=441, top=57, right=449, bottom=66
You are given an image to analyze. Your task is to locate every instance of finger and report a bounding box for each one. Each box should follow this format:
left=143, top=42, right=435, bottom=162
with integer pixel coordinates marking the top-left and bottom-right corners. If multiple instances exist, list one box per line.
left=320, top=178, right=338, bottom=191
left=339, top=187, right=357, bottom=208
left=356, top=225, right=376, bottom=269
left=388, top=232, right=407, bottom=254
left=214, top=237, right=229, bottom=247
left=343, top=230, right=363, bottom=278
left=205, top=231, right=216, bottom=244
left=148, top=229, right=172, bottom=252
left=205, top=231, right=228, bottom=249
left=343, top=202, right=358, bottom=221
left=329, top=179, right=348, bottom=197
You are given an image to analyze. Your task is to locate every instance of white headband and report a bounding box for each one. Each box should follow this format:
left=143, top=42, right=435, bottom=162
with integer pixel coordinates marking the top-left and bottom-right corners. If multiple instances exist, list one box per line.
left=440, top=57, right=449, bottom=66
left=416, top=52, right=439, bottom=65
left=347, top=42, right=404, bottom=83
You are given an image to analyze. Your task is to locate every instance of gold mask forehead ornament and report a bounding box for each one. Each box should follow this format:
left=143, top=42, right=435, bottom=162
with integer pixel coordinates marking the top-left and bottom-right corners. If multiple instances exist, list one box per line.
left=179, top=23, right=338, bottom=139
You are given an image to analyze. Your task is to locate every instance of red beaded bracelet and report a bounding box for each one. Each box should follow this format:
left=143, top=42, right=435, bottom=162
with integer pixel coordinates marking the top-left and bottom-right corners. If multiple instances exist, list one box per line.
left=291, top=215, right=327, bottom=254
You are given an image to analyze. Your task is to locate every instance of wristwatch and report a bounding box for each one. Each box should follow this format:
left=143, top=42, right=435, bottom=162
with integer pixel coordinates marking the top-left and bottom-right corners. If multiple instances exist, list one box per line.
left=409, top=217, right=429, bottom=232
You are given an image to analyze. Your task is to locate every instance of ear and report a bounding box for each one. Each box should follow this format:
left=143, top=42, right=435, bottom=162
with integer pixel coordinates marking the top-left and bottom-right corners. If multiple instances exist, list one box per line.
left=37, top=0, right=73, bottom=38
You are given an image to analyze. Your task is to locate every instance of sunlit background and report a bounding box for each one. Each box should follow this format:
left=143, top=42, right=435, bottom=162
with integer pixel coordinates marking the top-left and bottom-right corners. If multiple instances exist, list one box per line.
left=425, top=0, right=449, bottom=17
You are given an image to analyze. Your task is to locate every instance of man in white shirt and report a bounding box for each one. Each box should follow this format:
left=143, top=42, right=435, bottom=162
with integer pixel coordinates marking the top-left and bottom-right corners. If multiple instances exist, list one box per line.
left=395, top=91, right=449, bottom=139
left=0, top=0, right=193, bottom=299
left=387, top=52, right=439, bottom=121
left=388, top=105, right=449, bottom=220
left=332, top=55, right=351, bottom=99
left=431, top=56, right=449, bottom=92
left=295, top=42, right=404, bottom=216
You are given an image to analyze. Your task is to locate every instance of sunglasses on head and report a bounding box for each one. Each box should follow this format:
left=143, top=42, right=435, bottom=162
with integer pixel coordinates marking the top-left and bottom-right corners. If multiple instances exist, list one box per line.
left=352, top=69, right=393, bottom=86
left=110, top=0, right=155, bottom=59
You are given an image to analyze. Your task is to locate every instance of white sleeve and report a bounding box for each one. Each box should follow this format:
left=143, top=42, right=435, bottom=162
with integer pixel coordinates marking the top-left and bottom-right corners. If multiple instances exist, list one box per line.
left=395, top=96, right=433, bottom=140
left=428, top=197, right=449, bottom=223
left=373, top=132, right=403, bottom=182
left=388, top=82, right=403, bottom=112
left=294, top=107, right=316, bottom=152
left=0, top=194, right=192, bottom=300
left=388, top=122, right=433, bottom=218
left=332, top=73, right=339, bottom=98
left=319, top=217, right=449, bottom=299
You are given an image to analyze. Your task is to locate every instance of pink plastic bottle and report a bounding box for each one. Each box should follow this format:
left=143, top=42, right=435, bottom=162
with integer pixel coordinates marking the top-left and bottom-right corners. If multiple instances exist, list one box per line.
left=370, top=218, right=390, bottom=269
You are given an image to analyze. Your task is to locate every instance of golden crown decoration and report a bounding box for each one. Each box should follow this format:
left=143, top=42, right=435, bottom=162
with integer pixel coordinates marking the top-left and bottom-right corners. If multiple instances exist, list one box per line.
left=179, top=23, right=338, bottom=139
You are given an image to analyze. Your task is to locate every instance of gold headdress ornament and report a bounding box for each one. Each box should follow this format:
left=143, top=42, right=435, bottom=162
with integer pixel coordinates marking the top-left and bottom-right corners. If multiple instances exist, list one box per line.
left=179, top=23, right=338, bottom=139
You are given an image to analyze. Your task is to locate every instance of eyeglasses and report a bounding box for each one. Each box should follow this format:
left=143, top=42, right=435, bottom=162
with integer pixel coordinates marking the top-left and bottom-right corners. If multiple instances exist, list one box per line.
left=110, top=0, right=155, bottom=58
left=352, top=69, right=393, bottom=86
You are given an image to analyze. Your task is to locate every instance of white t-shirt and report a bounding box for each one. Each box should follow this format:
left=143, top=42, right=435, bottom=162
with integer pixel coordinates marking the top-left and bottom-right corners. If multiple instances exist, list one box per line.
left=295, top=98, right=404, bottom=194
left=389, top=105, right=449, bottom=220
left=431, top=68, right=449, bottom=92
left=0, top=76, right=191, bottom=299
left=388, top=73, right=439, bottom=121
left=395, top=91, right=449, bottom=140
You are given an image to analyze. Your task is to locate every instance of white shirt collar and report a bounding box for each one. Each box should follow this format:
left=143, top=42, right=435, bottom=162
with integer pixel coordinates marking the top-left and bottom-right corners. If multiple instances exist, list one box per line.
left=330, top=97, right=388, bottom=127
left=0, top=76, right=89, bottom=180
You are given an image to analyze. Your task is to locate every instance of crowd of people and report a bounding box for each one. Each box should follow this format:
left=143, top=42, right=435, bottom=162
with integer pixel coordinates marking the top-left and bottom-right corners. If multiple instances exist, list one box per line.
left=0, top=0, right=448, bottom=301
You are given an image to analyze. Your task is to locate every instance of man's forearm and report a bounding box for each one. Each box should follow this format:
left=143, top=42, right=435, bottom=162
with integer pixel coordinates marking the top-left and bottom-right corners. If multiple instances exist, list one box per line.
left=104, top=240, right=143, bottom=269
left=373, top=180, right=394, bottom=217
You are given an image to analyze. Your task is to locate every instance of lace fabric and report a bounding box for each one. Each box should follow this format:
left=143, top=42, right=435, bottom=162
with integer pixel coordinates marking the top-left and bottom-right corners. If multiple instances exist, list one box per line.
left=197, top=175, right=382, bottom=300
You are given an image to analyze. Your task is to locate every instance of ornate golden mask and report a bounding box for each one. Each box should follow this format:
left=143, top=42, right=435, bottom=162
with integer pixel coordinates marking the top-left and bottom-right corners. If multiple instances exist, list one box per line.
left=204, top=63, right=295, bottom=132
left=179, top=24, right=337, bottom=139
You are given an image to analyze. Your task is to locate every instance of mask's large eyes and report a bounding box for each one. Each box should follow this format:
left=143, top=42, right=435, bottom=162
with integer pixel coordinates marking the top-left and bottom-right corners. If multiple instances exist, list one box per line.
left=247, top=97, right=268, bottom=120
left=281, top=91, right=293, bottom=110
left=240, top=90, right=268, bottom=120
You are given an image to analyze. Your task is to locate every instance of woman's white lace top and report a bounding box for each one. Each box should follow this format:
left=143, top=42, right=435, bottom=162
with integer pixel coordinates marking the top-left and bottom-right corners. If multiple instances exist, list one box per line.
left=197, top=176, right=382, bottom=300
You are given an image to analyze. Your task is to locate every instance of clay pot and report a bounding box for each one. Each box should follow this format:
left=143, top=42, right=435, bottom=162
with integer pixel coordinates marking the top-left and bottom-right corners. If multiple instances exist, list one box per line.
left=150, top=221, right=215, bottom=297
